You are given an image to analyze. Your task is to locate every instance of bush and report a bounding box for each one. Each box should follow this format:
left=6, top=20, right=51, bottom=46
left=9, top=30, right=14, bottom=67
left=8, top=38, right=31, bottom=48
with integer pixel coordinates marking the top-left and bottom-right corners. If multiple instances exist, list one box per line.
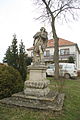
left=0, top=65, right=23, bottom=99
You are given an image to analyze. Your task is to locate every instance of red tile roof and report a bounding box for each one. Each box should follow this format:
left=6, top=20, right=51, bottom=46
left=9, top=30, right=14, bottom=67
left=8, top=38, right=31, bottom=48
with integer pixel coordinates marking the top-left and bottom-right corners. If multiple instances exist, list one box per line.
left=47, top=38, right=76, bottom=47
left=27, top=38, right=76, bottom=50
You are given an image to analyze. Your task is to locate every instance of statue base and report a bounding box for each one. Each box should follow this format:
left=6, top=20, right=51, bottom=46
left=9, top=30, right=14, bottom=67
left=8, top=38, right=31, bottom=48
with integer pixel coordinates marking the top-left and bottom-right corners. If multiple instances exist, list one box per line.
left=0, top=91, right=65, bottom=111
left=24, top=87, right=50, bottom=97
left=24, top=64, right=50, bottom=97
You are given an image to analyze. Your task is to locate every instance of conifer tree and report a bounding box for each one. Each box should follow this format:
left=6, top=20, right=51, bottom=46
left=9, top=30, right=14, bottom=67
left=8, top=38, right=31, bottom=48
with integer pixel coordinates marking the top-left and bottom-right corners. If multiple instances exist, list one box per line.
left=18, top=40, right=27, bottom=81
left=3, top=46, right=12, bottom=65
left=11, top=34, right=18, bottom=69
left=3, top=34, right=18, bottom=70
left=3, top=35, right=28, bottom=81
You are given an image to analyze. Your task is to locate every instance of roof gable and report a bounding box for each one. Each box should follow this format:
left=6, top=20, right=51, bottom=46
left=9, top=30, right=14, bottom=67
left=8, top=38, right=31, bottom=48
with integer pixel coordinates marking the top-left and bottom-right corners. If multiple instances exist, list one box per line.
left=47, top=38, right=76, bottom=47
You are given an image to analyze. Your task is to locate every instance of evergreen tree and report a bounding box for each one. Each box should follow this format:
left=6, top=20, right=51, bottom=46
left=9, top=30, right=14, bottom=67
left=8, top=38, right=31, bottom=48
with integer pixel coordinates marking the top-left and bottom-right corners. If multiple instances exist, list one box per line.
left=3, top=46, right=12, bottom=65
left=3, top=34, right=18, bottom=70
left=3, top=35, right=28, bottom=81
left=11, top=34, right=18, bottom=69
left=18, top=40, right=27, bottom=81
left=26, top=57, right=32, bottom=66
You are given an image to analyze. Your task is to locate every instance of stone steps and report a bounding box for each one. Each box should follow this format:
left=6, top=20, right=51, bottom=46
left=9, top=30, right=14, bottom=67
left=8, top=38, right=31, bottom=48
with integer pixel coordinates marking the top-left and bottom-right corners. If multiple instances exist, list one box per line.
left=0, top=91, right=65, bottom=111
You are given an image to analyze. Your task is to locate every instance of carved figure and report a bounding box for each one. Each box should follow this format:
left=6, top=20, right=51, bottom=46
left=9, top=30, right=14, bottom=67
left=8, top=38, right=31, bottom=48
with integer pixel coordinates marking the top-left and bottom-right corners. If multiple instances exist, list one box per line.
left=33, top=27, right=48, bottom=64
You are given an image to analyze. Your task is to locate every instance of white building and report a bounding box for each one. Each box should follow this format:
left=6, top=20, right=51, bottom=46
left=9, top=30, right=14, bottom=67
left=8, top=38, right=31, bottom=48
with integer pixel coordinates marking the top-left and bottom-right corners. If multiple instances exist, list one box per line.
left=27, top=38, right=80, bottom=70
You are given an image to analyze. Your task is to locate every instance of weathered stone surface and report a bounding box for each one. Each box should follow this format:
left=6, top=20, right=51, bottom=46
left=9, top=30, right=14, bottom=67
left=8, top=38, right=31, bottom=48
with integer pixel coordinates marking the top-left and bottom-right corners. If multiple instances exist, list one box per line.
left=25, top=80, right=50, bottom=89
left=24, top=87, right=50, bottom=97
left=28, top=65, right=47, bottom=81
left=0, top=91, right=65, bottom=111
left=24, top=65, right=50, bottom=97
left=33, top=27, right=48, bottom=64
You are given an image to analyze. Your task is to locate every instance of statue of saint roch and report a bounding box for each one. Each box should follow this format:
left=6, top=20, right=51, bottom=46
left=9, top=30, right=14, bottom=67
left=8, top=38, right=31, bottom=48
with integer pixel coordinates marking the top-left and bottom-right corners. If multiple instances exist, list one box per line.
left=33, top=27, right=48, bottom=65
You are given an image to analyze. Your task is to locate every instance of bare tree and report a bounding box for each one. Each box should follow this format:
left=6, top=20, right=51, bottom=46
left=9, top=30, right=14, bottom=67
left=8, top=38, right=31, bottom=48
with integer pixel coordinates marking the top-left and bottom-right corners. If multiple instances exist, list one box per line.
left=33, top=0, right=80, bottom=80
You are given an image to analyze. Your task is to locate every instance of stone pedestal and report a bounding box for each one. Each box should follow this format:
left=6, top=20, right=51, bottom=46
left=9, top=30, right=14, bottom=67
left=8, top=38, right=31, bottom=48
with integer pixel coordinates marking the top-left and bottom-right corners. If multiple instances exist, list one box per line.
left=24, top=65, right=50, bottom=97
left=0, top=65, right=65, bottom=111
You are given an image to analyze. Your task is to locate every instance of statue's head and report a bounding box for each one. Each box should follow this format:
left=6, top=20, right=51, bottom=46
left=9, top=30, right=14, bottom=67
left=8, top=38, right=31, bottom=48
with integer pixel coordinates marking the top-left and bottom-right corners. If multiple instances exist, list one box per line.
left=40, top=27, right=46, bottom=32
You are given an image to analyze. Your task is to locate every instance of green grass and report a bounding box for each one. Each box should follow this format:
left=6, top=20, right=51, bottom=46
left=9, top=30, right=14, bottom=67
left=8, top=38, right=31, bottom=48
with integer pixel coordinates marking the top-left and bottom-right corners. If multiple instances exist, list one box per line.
left=0, top=77, right=80, bottom=120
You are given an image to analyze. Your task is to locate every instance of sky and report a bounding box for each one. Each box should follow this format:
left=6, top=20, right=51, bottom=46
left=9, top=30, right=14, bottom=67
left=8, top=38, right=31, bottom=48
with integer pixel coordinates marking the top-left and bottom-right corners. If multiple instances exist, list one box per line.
left=0, top=0, right=80, bottom=62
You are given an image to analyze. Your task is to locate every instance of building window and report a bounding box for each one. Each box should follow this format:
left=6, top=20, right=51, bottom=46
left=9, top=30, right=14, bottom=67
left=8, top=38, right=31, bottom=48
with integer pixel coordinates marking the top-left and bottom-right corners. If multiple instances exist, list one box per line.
left=60, top=49, right=69, bottom=55
left=45, top=50, right=50, bottom=57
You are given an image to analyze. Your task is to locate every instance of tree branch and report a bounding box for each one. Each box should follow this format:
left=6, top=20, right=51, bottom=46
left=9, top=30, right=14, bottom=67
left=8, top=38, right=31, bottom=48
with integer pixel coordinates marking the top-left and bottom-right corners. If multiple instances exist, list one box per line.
left=48, top=0, right=51, bottom=6
left=54, top=6, right=80, bottom=18
left=42, top=0, right=55, bottom=20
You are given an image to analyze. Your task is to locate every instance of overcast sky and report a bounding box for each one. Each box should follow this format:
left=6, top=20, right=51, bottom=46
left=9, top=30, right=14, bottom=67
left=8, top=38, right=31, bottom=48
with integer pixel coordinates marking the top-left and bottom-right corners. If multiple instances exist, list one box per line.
left=0, top=0, right=80, bottom=62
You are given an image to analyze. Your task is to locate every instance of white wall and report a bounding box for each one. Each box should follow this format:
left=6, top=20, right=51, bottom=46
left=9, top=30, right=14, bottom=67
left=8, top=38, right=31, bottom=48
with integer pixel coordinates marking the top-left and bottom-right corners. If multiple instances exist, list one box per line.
left=59, top=45, right=76, bottom=54
left=76, top=48, right=80, bottom=70
left=46, top=47, right=54, bottom=55
left=46, top=45, right=76, bottom=55
left=27, top=50, right=33, bottom=57
left=46, top=45, right=80, bottom=69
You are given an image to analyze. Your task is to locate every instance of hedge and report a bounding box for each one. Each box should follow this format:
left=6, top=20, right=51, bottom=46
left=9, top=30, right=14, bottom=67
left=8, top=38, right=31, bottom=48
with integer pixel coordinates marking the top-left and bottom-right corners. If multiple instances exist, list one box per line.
left=0, top=65, right=23, bottom=99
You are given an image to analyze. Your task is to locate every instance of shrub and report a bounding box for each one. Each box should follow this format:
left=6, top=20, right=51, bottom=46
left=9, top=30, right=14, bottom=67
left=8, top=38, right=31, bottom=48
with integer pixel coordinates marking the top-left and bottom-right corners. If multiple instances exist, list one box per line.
left=0, top=65, right=23, bottom=99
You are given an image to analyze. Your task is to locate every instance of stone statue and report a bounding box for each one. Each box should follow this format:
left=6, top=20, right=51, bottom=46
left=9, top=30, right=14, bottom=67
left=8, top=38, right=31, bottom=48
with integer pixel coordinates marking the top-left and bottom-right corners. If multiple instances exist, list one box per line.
left=33, top=27, right=48, bottom=64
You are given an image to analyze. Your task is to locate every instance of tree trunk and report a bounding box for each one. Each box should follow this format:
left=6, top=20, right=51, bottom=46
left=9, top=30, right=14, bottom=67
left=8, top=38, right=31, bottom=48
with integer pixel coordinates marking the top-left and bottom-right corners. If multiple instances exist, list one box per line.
left=51, top=18, right=59, bottom=80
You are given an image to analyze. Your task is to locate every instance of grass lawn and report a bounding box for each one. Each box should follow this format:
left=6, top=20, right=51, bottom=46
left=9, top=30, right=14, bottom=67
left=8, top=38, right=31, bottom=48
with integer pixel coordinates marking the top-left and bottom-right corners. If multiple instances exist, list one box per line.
left=0, top=77, right=80, bottom=120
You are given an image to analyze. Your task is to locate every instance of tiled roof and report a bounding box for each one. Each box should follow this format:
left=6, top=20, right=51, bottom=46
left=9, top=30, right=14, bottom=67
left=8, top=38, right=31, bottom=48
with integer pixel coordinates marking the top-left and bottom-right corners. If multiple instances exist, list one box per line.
left=47, top=38, right=76, bottom=47
left=27, top=38, right=76, bottom=50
